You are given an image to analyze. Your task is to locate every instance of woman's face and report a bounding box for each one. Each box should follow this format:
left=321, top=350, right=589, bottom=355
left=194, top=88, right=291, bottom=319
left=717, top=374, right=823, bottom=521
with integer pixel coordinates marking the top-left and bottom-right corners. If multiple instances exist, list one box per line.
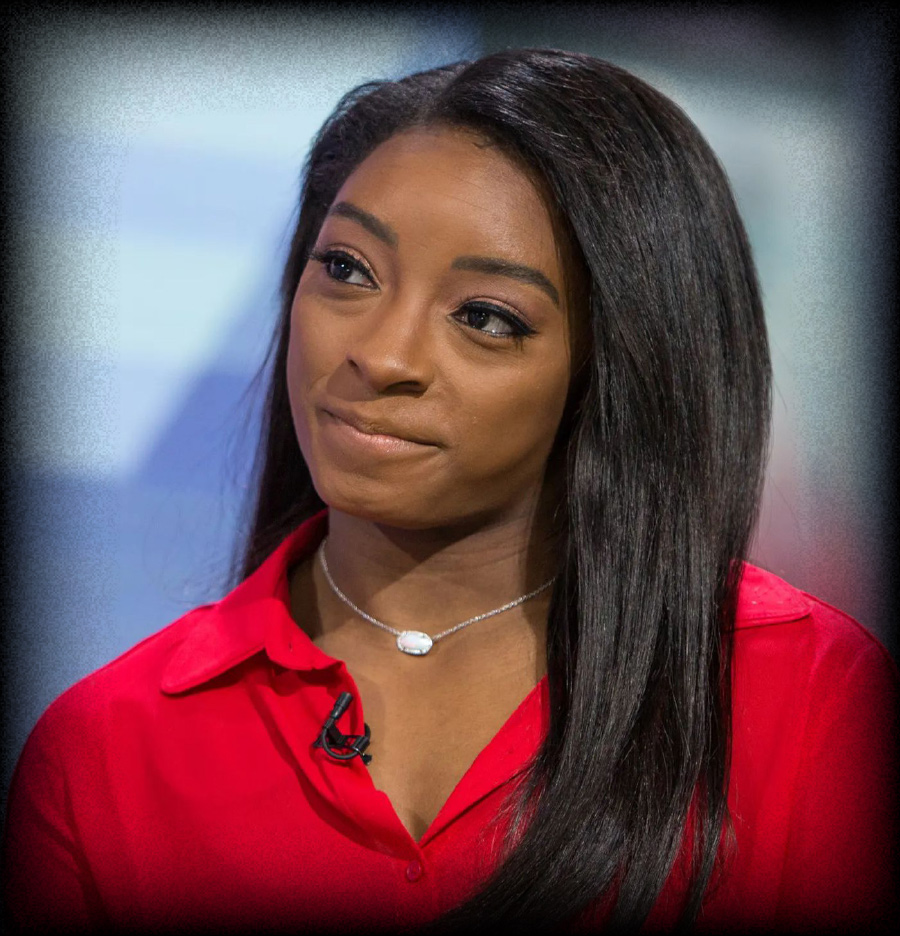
left=287, top=126, right=584, bottom=530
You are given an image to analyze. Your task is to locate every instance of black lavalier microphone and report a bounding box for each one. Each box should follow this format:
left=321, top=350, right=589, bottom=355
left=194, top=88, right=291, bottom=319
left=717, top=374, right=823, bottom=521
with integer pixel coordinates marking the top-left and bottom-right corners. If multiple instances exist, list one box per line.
left=313, top=692, right=372, bottom=765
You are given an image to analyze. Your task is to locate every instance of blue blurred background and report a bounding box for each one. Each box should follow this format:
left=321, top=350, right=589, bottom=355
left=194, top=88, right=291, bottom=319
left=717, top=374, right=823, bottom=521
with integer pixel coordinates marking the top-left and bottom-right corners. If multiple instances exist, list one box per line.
left=4, top=6, right=895, bottom=808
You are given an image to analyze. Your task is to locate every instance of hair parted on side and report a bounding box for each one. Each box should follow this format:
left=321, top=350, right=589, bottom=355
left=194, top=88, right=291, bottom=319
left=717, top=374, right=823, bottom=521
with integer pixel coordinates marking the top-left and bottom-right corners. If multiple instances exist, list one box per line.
left=229, top=48, right=772, bottom=932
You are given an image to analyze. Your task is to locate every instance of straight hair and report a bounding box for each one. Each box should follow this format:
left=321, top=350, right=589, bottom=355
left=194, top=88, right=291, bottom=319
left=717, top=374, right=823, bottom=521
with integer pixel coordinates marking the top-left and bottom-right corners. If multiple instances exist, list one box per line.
left=230, top=48, right=772, bottom=932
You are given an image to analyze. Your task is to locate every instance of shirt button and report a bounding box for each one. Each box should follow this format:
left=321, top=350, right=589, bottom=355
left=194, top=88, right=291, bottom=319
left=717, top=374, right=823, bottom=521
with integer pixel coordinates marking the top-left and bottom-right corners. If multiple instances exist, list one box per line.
left=405, top=860, right=423, bottom=882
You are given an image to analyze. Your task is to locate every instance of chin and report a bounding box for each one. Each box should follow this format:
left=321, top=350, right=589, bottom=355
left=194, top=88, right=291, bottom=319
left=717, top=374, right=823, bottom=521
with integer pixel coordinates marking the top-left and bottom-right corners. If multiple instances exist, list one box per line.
left=309, top=471, right=450, bottom=530
left=312, top=470, right=513, bottom=534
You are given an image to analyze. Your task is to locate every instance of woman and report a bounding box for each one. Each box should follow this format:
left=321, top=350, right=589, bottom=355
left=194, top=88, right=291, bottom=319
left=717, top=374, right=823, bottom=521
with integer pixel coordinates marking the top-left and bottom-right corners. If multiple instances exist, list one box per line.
left=3, top=48, right=897, bottom=934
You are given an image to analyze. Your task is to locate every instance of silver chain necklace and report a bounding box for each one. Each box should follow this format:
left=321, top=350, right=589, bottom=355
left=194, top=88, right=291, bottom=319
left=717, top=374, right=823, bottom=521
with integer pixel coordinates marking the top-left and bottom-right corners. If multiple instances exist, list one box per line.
left=317, top=539, right=555, bottom=656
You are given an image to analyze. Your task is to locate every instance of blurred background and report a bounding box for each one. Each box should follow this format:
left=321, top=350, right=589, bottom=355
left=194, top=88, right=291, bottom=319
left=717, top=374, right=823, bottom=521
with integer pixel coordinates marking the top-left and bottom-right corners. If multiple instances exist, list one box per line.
left=3, top=5, right=896, bottom=811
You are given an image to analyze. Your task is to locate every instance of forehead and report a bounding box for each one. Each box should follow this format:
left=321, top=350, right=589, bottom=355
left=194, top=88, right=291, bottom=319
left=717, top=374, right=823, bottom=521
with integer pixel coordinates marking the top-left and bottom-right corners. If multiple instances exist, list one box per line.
left=332, top=127, right=563, bottom=268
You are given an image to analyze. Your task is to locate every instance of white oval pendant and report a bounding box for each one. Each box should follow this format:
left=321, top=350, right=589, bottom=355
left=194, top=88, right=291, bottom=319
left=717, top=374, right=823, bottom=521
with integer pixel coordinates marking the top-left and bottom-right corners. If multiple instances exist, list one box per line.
left=396, top=631, right=434, bottom=655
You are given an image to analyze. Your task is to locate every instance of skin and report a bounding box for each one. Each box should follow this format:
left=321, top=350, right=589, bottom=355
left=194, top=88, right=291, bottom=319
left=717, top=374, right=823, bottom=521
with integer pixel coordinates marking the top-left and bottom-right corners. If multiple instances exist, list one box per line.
left=286, top=126, right=587, bottom=840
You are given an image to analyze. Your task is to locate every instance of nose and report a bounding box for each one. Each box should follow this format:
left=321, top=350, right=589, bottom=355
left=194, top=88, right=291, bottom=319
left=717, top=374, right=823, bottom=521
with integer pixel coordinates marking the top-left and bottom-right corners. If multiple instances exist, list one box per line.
left=344, top=292, right=434, bottom=394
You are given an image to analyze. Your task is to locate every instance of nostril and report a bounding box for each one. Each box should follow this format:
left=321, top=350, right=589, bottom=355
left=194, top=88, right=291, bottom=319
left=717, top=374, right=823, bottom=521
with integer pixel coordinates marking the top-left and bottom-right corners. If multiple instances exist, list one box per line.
left=343, top=343, right=432, bottom=396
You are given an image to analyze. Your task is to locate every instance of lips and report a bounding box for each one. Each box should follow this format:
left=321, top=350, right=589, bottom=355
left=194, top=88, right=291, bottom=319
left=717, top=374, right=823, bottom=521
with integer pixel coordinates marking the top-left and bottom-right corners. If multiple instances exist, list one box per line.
left=320, top=405, right=438, bottom=447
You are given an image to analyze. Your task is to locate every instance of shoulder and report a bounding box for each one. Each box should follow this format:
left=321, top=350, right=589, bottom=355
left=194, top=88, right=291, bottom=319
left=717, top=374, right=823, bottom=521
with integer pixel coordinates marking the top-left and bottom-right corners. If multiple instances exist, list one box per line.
left=18, top=516, right=321, bottom=770
left=737, top=562, right=891, bottom=653
left=734, top=563, right=898, bottom=711
left=23, top=604, right=217, bottom=762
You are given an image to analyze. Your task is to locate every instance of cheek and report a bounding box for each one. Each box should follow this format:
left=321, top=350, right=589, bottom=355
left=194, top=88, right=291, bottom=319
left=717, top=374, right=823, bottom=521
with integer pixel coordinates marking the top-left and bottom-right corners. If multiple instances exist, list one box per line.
left=285, top=295, right=330, bottom=447
left=463, top=364, right=571, bottom=473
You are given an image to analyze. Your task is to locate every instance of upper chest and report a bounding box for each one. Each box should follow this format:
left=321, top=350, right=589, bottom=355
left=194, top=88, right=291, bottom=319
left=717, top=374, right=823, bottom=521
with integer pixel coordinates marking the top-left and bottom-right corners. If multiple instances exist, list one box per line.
left=341, top=660, right=544, bottom=842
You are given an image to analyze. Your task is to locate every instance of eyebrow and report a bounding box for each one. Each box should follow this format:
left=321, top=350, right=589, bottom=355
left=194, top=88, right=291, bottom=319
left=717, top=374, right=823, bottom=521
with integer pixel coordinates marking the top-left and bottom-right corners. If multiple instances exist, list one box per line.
left=450, top=256, right=559, bottom=307
left=327, top=201, right=398, bottom=248
left=325, top=200, right=561, bottom=307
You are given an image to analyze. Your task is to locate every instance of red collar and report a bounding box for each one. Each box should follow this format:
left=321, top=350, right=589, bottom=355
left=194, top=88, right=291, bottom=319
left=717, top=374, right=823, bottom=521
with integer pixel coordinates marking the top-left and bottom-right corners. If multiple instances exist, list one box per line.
left=161, top=510, right=334, bottom=694
left=161, top=510, right=810, bottom=695
left=734, top=561, right=812, bottom=626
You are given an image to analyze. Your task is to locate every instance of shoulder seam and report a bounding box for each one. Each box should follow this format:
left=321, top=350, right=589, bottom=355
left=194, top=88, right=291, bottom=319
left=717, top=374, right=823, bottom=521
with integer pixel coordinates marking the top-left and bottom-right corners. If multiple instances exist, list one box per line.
left=60, top=604, right=216, bottom=693
left=801, top=592, right=897, bottom=668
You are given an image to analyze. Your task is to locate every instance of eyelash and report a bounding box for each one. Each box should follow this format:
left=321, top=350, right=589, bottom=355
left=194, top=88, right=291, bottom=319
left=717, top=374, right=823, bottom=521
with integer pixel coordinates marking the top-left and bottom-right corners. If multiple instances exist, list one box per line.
left=307, top=248, right=537, bottom=342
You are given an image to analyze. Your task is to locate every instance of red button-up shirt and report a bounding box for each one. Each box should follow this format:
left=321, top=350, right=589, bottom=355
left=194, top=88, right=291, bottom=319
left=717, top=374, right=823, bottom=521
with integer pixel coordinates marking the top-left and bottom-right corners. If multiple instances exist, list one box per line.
left=3, top=510, right=898, bottom=932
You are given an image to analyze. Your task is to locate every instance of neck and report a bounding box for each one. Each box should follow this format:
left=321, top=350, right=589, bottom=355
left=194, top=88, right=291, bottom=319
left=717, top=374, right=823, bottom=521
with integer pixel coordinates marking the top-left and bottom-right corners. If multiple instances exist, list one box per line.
left=339, top=500, right=557, bottom=607
left=293, top=493, right=560, bottom=665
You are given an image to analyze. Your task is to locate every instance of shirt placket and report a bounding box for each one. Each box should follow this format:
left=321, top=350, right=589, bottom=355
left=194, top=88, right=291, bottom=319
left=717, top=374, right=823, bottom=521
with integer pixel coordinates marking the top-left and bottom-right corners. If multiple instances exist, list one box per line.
left=262, top=601, right=547, bottom=921
left=264, top=665, right=444, bottom=918
left=262, top=619, right=422, bottom=851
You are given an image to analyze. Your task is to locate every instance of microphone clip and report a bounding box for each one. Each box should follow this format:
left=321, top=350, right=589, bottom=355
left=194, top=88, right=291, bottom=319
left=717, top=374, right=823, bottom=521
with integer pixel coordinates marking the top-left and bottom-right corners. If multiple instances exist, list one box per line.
left=313, top=691, right=372, bottom=765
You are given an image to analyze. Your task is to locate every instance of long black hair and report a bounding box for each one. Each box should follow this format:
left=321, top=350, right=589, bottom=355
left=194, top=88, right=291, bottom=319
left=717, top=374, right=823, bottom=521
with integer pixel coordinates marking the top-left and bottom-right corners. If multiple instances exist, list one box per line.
left=230, top=48, right=771, bottom=932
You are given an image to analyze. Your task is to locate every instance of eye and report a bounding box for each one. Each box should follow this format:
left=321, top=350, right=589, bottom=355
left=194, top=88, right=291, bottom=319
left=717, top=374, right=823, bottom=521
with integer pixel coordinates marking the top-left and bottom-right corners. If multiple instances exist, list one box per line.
left=309, top=249, right=376, bottom=288
left=453, top=301, right=536, bottom=340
